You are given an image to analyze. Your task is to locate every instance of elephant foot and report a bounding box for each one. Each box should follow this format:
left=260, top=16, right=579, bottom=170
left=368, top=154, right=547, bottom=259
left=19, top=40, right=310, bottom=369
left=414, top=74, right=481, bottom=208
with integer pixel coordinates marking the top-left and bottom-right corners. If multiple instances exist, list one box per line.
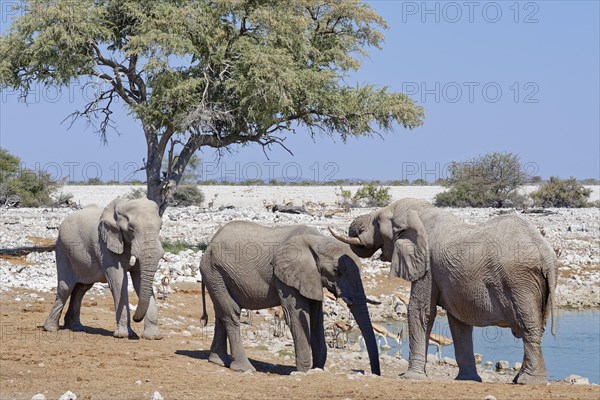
left=64, top=322, right=85, bottom=332
left=142, top=329, right=163, bottom=340
left=513, top=370, right=546, bottom=385
left=142, top=332, right=163, bottom=340
left=230, top=359, right=256, bottom=373
left=401, top=370, right=428, bottom=381
left=113, top=327, right=138, bottom=339
left=455, top=372, right=482, bottom=382
left=43, top=322, right=59, bottom=332
left=209, top=352, right=231, bottom=368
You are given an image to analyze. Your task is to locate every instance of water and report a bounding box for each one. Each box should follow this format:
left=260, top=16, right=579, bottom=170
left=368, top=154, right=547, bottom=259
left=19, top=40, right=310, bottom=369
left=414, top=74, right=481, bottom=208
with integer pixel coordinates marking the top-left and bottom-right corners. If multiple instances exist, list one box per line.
left=368, top=311, right=600, bottom=384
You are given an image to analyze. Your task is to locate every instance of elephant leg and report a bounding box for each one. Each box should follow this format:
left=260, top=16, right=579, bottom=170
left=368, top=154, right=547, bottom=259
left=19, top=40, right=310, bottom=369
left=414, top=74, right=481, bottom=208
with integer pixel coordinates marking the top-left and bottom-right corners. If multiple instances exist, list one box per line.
left=105, top=267, right=134, bottom=339
left=64, top=283, right=94, bottom=331
left=208, top=317, right=231, bottom=368
left=280, top=290, right=313, bottom=372
left=204, top=272, right=253, bottom=372
left=403, top=273, right=437, bottom=380
left=513, top=330, right=547, bottom=384
left=43, top=279, right=75, bottom=331
left=309, top=300, right=326, bottom=369
left=130, top=270, right=161, bottom=340
left=223, top=307, right=255, bottom=372
left=447, top=313, right=481, bottom=382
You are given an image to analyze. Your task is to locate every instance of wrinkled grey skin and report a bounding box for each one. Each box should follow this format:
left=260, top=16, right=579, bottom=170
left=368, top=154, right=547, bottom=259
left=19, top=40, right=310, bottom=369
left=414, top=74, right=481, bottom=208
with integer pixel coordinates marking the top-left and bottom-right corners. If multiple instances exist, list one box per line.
left=341, top=199, right=557, bottom=384
left=43, top=198, right=164, bottom=339
left=200, top=221, right=380, bottom=375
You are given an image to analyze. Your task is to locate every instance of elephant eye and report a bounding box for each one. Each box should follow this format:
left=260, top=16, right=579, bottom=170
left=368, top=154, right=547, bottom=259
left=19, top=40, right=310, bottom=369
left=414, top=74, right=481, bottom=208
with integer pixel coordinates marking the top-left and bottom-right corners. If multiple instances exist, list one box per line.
left=128, top=226, right=135, bottom=232
left=333, top=267, right=339, bottom=276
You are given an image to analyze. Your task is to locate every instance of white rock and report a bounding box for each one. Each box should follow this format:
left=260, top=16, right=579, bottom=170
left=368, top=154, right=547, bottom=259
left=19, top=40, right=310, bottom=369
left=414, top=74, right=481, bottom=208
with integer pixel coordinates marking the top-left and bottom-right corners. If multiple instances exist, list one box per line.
left=474, top=353, right=483, bottom=364
left=495, top=360, right=509, bottom=371
left=58, top=391, right=77, bottom=400
left=135, top=380, right=142, bottom=385
left=565, top=374, right=590, bottom=385
left=31, top=394, right=46, bottom=400
left=151, top=391, right=164, bottom=400
left=513, top=362, right=522, bottom=370
left=484, top=395, right=497, bottom=400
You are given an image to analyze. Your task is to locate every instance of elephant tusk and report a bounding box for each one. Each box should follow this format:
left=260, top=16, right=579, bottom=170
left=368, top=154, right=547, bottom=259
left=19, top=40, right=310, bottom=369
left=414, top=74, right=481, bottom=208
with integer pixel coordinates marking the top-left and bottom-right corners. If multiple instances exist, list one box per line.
left=328, top=227, right=364, bottom=246
left=129, top=255, right=137, bottom=266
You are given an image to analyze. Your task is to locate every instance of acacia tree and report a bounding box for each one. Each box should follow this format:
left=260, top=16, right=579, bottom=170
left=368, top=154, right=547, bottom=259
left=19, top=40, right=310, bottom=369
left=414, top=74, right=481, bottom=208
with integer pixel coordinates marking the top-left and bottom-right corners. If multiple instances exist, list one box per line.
left=0, top=0, right=424, bottom=214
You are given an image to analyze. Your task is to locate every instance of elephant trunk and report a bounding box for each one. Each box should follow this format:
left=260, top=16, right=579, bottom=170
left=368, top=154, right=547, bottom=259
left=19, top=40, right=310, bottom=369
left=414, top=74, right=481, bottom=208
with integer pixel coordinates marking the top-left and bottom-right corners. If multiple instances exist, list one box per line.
left=349, top=303, right=381, bottom=376
left=132, top=239, right=163, bottom=323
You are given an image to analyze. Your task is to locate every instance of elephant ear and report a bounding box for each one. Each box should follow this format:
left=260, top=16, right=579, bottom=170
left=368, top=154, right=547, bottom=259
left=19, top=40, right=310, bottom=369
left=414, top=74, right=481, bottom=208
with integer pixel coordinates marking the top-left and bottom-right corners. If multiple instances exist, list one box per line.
left=274, top=236, right=323, bottom=301
left=99, top=198, right=126, bottom=254
left=390, top=210, right=430, bottom=282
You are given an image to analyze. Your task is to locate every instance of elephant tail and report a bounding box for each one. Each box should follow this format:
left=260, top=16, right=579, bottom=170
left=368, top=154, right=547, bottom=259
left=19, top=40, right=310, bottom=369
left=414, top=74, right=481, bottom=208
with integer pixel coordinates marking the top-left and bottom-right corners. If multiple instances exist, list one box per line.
left=544, top=259, right=558, bottom=336
left=201, top=280, right=208, bottom=327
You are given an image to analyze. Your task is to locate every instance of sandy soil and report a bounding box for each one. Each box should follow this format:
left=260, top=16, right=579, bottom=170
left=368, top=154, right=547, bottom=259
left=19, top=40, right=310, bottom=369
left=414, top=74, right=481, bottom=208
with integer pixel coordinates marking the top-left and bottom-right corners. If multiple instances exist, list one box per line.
left=1, top=282, right=598, bottom=400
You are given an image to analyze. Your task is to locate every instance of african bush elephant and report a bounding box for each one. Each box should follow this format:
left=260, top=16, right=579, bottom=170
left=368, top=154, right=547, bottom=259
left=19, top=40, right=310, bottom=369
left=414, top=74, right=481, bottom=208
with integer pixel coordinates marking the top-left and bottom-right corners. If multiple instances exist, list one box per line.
left=330, top=198, right=557, bottom=384
left=199, top=221, right=380, bottom=375
left=43, top=197, right=164, bottom=339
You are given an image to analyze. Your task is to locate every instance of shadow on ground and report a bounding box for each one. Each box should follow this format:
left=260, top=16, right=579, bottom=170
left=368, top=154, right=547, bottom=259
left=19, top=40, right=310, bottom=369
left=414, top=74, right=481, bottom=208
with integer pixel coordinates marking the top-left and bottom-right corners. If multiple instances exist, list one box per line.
left=175, top=349, right=296, bottom=375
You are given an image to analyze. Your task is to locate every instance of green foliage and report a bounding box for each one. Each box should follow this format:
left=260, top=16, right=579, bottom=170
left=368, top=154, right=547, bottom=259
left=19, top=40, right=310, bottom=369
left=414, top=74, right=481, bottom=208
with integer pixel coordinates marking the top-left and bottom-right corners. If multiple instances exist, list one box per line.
left=353, top=183, right=392, bottom=207
left=86, top=177, right=103, bottom=185
left=411, top=178, right=428, bottom=186
left=579, top=178, right=600, bottom=185
left=0, top=0, right=424, bottom=212
left=126, top=187, right=147, bottom=200
left=337, top=184, right=391, bottom=208
left=0, top=148, right=60, bottom=207
left=387, top=179, right=410, bottom=186
left=161, top=240, right=207, bottom=254
left=435, top=152, right=528, bottom=208
left=172, top=185, right=204, bottom=207
left=530, top=177, right=593, bottom=208
left=0, top=148, right=20, bottom=184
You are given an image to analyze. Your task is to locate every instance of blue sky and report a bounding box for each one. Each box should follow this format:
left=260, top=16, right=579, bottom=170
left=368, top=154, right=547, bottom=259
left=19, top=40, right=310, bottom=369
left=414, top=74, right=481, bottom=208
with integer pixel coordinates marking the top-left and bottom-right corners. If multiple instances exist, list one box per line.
left=0, top=1, right=598, bottom=183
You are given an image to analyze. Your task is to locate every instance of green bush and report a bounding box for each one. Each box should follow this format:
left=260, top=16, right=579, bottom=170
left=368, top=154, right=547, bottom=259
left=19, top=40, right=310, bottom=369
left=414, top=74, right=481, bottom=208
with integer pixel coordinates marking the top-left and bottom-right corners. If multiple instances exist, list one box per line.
left=0, top=148, right=60, bottom=207
left=172, top=185, right=205, bottom=207
left=336, top=184, right=391, bottom=208
left=86, top=177, right=103, bottom=185
left=353, top=183, right=391, bottom=207
left=434, top=152, right=528, bottom=208
left=161, top=240, right=207, bottom=254
left=336, top=186, right=353, bottom=208
left=530, top=177, right=593, bottom=208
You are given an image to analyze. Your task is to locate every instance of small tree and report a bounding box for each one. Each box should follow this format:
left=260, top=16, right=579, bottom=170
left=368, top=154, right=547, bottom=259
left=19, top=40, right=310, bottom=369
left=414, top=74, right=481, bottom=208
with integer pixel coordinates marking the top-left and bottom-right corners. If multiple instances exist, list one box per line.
left=435, top=152, right=528, bottom=208
left=0, top=0, right=424, bottom=214
left=530, top=177, right=592, bottom=208
left=337, top=183, right=391, bottom=208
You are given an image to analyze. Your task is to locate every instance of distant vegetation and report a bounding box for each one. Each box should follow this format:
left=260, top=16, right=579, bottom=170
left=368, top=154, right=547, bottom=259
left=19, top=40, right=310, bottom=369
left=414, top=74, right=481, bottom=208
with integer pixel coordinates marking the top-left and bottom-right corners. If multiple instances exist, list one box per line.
left=126, top=185, right=204, bottom=207
left=530, top=177, right=593, bottom=208
left=161, top=240, right=207, bottom=254
left=434, top=152, right=528, bottom=208
left=434, top=152, right=598, bottom=209
left=337, top=184, right=392, bottom=208
left=0, top=148, right=63, bottom=207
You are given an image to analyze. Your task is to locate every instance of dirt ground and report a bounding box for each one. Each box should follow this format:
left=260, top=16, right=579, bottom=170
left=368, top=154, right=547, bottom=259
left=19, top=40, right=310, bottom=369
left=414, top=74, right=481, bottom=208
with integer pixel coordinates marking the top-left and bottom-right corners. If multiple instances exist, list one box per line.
left=1, top=283, right=598, bottom=400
